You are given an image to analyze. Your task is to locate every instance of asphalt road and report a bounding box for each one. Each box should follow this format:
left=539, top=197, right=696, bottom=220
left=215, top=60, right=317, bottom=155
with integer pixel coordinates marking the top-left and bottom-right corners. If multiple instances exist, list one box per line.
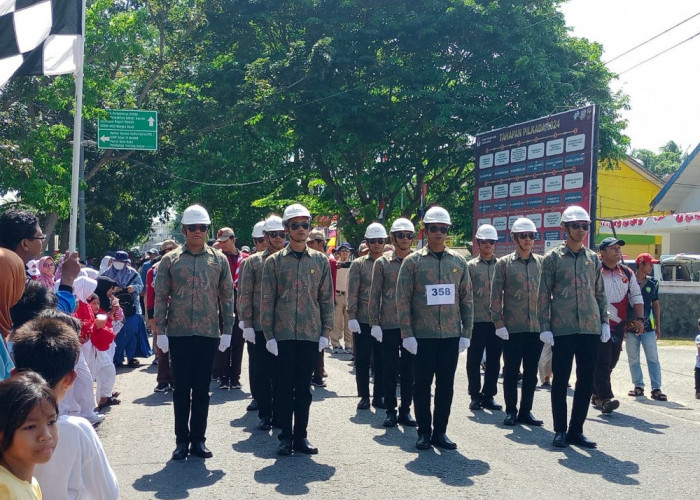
left=97, top=342, right=699, bottom=499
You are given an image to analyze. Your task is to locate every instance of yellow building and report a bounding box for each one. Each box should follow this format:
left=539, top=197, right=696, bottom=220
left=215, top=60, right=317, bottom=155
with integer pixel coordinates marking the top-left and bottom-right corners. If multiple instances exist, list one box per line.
left=595, top=156, right=665, bottom=259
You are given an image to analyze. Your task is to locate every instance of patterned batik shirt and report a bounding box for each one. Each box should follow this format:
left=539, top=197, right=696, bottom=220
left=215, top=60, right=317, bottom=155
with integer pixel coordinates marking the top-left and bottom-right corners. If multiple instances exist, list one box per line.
left=154, top=244, right=234, bottom=338
left=238, top=249, right=271, bottom=332
left=490, top=251, right=543, bottom=333
left=538, top=244, right=609, bottom=337
left=348, top=254, right=380, bottom=324
left=396, top=247, right=473, bottom=340
left=467, top=255, right=497, bottom=323
left=369, top=250, right=410, bottom=330
left=261, top=246, right=334, bottom=342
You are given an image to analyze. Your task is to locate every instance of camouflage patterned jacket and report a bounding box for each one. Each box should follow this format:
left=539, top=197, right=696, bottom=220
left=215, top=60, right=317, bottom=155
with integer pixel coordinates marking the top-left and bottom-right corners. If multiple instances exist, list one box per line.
left=154, top=244, right=234, bottom=338
left=237, top=249, right=270, bottom=332
left=396, top=247, right=473, bottom=339
left=369, top=250, right=408, bottom=330
left=467, top=255, right=497, bottom=323
left=348, top=254, right=380, bottom=324
left=538, top=244, right=609, bottom=337
left=490, top=251, right=543, bottom=333
left=261, top=246, right=334, bottom=342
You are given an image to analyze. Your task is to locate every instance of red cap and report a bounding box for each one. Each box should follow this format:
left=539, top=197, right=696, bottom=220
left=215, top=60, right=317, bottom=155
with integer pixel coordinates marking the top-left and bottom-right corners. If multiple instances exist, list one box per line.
left=635, top=253, right=660, bottom=265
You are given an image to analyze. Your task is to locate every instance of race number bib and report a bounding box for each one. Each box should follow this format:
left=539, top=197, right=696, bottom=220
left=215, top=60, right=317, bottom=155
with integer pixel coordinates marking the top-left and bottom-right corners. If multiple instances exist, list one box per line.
left=426, top=284, right=455, bottom=305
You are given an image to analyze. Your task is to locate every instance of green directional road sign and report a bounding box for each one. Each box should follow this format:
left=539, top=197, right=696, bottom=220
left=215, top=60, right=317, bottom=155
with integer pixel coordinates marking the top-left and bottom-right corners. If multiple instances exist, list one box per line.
left=98, top=110, right=158, bottom=151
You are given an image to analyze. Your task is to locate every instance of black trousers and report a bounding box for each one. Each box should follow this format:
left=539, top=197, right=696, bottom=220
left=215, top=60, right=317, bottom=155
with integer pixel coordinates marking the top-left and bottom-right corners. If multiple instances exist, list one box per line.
left=593, top=338, right=623, bottom=401
left=247, top=341, right=257, bottom=398
left=414, top=337, right=459, bottom=437
left=253, top=331, right=276, bottom=419
left=354, top=323, right=384, bottom=399
left=551, top=333, right=600, bottom=434
left=381, top=328, right=415, bottom=413
left=466, top=322, right=503, bottom=399
left=502, top=332, right=543, bottom=414
left=312, top=350, right=324, bottom=381
left=214, top=321, right=244, bottom=384
left=695, top=367, right=700, bottom=392
left=276, top=340, right=317, bottom=441
left=169, top=335, right=218, bottom=444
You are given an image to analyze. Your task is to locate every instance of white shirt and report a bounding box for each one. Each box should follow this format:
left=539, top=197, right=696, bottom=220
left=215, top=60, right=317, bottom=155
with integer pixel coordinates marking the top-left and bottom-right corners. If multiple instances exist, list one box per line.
left=34, top=415, right=119, bottom=500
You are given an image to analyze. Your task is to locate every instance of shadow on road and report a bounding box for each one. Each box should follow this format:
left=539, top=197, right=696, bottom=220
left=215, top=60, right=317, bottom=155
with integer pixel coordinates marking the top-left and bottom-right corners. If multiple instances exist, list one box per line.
left=132, top=459, right=225, bottom=499
left=589, top=411, right=669, bottom=434
left=405, top=449, right=489, bottom=487
left=557, top=446, right=640, bottom=485
left=254, top=458, right=336, bottom=495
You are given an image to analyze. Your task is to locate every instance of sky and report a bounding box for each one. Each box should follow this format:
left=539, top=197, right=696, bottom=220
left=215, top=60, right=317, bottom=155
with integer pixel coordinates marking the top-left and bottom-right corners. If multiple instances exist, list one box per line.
left=560, top=0, right=700, bottom=154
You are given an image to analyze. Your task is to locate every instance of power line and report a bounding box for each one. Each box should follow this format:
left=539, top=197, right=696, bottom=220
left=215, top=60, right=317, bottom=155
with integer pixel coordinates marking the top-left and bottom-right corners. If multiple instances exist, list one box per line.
left=618, top=30, right=700, bottom=75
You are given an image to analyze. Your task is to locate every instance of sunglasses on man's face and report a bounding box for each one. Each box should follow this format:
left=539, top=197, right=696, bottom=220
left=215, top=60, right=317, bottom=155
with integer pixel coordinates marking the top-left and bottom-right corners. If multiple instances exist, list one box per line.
left=569, top=222, right=589, bottom=231
left=254, top=237, right=265, bottom=244
left=289, top=222, right=310, bottom=231
left=266, top=231, right=286, bottom=239
left=428, top=225, right=448, bottom=234
left=367, top=238, right=384, bottom=245
left=393, top=232, right=414, bottom=240
left=516, top=232, right=536, bottom=240
left=186, top=224, right=209, bottom=233
left=478, top=239, right=496, bottom=245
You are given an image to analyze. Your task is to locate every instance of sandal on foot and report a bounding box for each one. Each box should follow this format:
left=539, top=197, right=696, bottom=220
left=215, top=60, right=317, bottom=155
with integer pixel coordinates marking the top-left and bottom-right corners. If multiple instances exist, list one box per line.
left=628, top=387, right=644, bottom=397
left=112, top=391, right=121, bottom=398
left=97, top=397, right=121, bottom=411
left=650, top=389, right=667, bottom=401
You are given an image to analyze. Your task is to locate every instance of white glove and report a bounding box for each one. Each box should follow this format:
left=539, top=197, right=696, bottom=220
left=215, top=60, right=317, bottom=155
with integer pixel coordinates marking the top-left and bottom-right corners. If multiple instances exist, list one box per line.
left=402, top=337, right=418, bottom=355
left=459, top=337, right=470, bottom=353
left=495, top=327, right=509, bottom=340
left=348, top=319, right=361, bottom=333
left=540, top=331, right=555, bottom=346
left=156, top=334, right=169, bottom=353
left=318, top=336, right=330, bottom=352
left=370, top=325, right=383, bottom=342
left=218, top=333, right=232, bottom=352
left=266, top=338, right=279, bottom=356
left=242, top=327, right=256, bottom=344
left=601, top=323, right=611, bottom=343
left=238, top=320, right=245, bottom=330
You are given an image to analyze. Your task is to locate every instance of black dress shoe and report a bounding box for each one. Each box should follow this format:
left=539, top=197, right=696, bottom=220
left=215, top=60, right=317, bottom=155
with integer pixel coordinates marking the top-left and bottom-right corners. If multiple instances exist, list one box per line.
left=246, top=399, right=259, bottom=412
left=372, top=397, right=386, bottom=409
left=469, top=397, right=482, bottom=410
left=566, top=432, right=597, bottom=449
left=258, top=417, right=272, bottom=431
left=383, top=411, right=397, bottom=427
left=277, top=439, right=292, bottom=456
left=416, top=434, right=433, bottom=450
left=357, top=397, right=370, bottom=410
left=552, top=432, right=568, bottom=448
left=517, top=412, right=544, bottom=426
left=293, top=438, right=318, bottom=454
left=171, top=443, right=189, bottom=461
left=397, top=410, right=417, bottom=427
left=503, top=412, right=517, bottom=426
left=431, top=433, right=457, bottom=450
left=480, top=397, right=503, bottom=411
left=189, top=441, right=213, bottom=458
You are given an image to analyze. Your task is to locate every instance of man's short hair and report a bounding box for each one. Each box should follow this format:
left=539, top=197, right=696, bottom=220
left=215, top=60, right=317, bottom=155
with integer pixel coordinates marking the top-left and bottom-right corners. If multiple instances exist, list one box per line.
left=12, top=317, right=81, bottom=388
left=10, top=280, right=58, bottom=330
left=0, top=209, right=39, bottom=251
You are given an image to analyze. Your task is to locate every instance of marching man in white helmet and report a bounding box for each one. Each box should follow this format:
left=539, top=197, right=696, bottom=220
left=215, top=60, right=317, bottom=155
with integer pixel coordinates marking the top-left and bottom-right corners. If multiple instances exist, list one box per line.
left=466, top=224, right=503, bottom=412
left=154, top=204, right=235, bottom=461
left=348, top=222, right=387, bottom=410
left=396, top=206, right=473, bottom=450
left=538, top=206, right=609, bottom=449
left=368, top=218, right=417, bottom=427
left=490, top=217, right=544, bottom=427
left=260, top=203, right=334, bottom=455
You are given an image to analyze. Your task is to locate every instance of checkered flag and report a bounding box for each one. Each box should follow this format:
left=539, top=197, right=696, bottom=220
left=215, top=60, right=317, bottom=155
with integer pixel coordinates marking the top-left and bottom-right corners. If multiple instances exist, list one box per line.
left=0, top=0, right=82, bottom=87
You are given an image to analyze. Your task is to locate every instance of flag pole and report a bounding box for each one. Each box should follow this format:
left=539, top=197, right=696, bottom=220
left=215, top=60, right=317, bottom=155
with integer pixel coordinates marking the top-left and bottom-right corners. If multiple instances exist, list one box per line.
left=68, top=0, right=86, bottom=254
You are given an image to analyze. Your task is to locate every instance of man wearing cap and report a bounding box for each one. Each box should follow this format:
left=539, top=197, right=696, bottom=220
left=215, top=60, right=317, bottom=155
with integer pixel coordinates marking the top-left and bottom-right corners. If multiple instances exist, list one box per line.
left=332, top=243, right=353, bottom=354
left=239, top=217, right=285, bottom=430
left=491, top=218, right=544, bottom=426
left=467, top=224, right=503, bottom=412
left=592, top=237, right=644, bottom=414
left=261, top=203, right=334, bottom=455
left=154, top=204, right=235, bottom=460
left=539, top=206, right=609, bottom=449
left=369, top=218, right=417, bottom=427
left=213, top=227, right=249, bottom=390
left=627, top=253, right=667, bottom=401
left=396, top=206, right=473, bottom=450
left=348, top=222, right=388, bottom=410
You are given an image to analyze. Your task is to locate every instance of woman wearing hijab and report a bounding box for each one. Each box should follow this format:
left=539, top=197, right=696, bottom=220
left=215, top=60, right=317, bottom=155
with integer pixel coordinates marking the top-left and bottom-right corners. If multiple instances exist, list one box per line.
left=37, top=256, right=56, bottom=289
left=0, top=248, right=26, bottom=380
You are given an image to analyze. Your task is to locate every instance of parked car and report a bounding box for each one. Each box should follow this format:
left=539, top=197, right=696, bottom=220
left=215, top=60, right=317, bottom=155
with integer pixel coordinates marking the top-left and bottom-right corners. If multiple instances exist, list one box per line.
left=659, top=254, right=700, bottom=282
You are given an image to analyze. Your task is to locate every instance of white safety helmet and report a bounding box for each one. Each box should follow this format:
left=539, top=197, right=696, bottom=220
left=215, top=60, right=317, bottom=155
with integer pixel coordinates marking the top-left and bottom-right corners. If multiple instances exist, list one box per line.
left=475, top=224, right=498, bottom=240
left=423, top=206, right=451, bottom=225
left=560, top=205, right=591, bottom=224
left=511, top=218, right=537, bottom=234
left=252, top=221, right=266, bottom=239
left=181, top=204, right=211, bottom=225
left=263, top=215, right=285, bottom=232
left=364, top=222, right=388, bottom=239
left=390, top=218, right=415, bottom=234
left=282, top=203, right=311, bottom=222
